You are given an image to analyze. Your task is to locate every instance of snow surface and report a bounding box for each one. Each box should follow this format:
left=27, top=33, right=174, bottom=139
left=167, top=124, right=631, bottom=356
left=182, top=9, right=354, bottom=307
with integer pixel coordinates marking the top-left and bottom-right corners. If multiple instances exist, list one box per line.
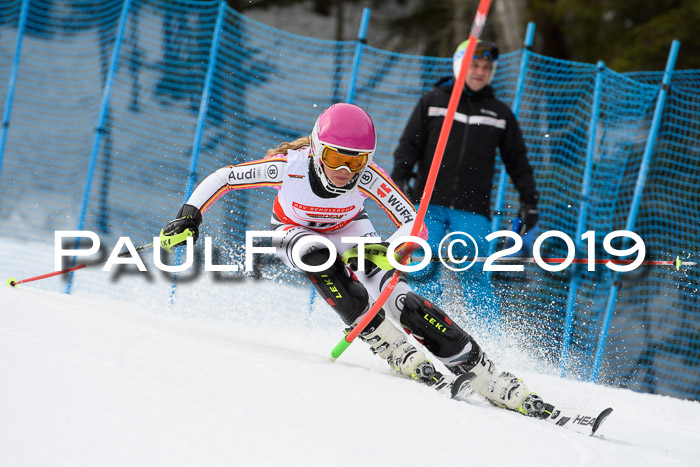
left=1, top=238, right=699, bottom=467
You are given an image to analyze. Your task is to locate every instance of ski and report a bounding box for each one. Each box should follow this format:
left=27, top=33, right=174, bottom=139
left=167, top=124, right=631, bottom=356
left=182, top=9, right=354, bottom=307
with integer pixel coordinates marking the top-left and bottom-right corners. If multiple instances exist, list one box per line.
left=540, top=404, right=613, bottom=436
left=426, top=369, right=613, bottom=436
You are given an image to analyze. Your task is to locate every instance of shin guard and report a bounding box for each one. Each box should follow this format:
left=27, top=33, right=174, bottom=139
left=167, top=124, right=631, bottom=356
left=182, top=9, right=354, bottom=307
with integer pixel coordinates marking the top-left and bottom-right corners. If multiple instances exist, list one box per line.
left=399, top=292, right=481, bottom=369
left=302, top=248, right=371, bottom=326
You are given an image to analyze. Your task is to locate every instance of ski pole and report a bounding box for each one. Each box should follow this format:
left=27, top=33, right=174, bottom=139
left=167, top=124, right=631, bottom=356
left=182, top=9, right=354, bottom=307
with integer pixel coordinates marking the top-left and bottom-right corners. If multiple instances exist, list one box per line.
left=330, top=0, right=494, bottom=360
left=410, top=255, right=696, bottom=270
left=6, top=241, right=154, bottom=288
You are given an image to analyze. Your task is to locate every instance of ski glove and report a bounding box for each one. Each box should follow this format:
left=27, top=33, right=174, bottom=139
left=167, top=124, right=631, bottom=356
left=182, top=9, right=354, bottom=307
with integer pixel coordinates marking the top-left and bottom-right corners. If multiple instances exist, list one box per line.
left=517, top=204, right=539, bottom=236
left=160, top=204, right=202, bottom=253
left=393, top=177, right=417, bottom=204
left=342, top=242, right=400, bottom=273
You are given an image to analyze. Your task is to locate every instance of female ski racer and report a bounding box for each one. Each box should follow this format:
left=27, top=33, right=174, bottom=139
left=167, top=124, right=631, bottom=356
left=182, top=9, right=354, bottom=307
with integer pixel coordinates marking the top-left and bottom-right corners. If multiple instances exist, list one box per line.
left=159, top=103, right=544, bottom=417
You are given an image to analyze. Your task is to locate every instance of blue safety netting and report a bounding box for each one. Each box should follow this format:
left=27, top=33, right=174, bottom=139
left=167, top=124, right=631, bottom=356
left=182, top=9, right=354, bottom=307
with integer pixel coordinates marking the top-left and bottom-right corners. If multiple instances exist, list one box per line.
left=0, top=0, right=698, bottom=401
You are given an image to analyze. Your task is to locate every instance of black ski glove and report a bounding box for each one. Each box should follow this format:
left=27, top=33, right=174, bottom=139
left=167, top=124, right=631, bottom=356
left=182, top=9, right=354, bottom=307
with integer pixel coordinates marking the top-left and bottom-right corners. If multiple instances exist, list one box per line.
left=160, top=204, right=202, bottom=252
left=518, top=203, right=539, bottom=236
left=394, top=178, right=411, bottom=197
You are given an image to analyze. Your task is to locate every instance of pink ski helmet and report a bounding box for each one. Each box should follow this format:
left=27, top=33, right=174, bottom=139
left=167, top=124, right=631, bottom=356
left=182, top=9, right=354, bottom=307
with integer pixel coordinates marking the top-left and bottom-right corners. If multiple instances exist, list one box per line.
left=310, top=103, right=376, bottom=195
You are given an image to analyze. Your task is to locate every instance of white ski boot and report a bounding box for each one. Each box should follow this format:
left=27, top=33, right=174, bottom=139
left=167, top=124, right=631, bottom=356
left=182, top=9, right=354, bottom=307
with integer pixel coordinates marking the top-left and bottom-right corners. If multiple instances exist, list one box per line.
left=358, top=316, right=436, bottom=381
left=450, top=351, right=545, bottom=416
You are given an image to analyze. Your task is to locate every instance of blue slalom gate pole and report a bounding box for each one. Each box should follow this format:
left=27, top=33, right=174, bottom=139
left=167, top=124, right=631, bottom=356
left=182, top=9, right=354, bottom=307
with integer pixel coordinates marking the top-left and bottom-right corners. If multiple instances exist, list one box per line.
left=590, top=40, right=680, bottom=382
left=482, top=22, right=535, bottom=334
left=169, top=0, right=226, bottom=304
left=559, top=60, right=606, bottom=377
left=0, top=0, right=30, bottom=179
left=309, top=8, right=370, bottom=314
left=488, top=22, right=535, bottom=255
left=346, top=7, right=370, bottom=104
left=306, top=7, right=370, bottom=314
left=66, top=0, right=132, bottom=294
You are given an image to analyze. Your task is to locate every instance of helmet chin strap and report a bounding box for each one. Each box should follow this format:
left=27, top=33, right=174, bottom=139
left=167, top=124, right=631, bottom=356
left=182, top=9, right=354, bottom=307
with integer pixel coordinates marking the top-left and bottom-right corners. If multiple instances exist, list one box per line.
left=487, top=61, right=498, bottom=84
left=308, top=157, right=355, bottom=198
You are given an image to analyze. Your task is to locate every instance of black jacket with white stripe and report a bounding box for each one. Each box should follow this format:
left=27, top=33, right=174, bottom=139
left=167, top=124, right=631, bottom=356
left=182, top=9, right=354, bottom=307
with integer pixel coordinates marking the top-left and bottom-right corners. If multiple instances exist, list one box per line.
left=392, top=78, right=537, bottom=218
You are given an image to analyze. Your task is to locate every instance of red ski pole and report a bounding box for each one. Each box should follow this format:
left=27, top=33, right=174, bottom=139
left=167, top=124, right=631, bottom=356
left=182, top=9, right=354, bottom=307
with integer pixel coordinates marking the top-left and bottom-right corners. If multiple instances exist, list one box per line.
left=411, top=255, right=696, bottom=270
left=6, top=242, right=153, bottom=288
left=331, top=0, right=494, bottom=360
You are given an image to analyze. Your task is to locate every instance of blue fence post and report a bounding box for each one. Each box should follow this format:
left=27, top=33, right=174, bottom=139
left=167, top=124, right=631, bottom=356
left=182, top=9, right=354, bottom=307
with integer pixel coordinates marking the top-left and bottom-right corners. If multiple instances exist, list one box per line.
left=590, top=40, right=680, bottom=383
left=306, top=7, right=371, bottom=315
left=559, top=60, right=605, bottom=377
left=345, top=7, right=370, bottom=104
left=0, top=0, right=30, bottom=179
left=488, top=22, right=535, bottom=254
left=66, top=0, right=132, bottom=294
left=183, top=0, right=225, bottom=199
left=169, top=0, right=226, bottom=304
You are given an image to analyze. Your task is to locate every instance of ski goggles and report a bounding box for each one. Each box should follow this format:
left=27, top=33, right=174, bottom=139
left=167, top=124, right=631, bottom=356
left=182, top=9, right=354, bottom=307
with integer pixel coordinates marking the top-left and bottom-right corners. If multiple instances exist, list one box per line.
left=320, top=144, right=370, bottom=173
left=455, top=41, right=499, bottom=63
left=473, top=41, right=498, bottom=62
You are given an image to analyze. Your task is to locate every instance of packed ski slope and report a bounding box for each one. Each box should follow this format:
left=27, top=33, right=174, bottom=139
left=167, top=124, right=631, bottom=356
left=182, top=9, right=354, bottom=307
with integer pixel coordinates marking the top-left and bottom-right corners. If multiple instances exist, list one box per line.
left=1, top=239, right=699, bottom=467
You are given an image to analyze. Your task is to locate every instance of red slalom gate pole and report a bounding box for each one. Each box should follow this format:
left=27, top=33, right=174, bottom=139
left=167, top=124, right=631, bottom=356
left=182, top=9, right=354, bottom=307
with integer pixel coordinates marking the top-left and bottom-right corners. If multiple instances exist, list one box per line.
left=330, top=0, right=494, bottom=360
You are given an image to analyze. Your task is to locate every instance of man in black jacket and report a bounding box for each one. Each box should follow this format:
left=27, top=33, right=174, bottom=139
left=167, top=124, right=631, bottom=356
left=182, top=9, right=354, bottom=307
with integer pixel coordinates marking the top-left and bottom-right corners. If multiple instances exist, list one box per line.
left=392, top=39, right=538, bottom=327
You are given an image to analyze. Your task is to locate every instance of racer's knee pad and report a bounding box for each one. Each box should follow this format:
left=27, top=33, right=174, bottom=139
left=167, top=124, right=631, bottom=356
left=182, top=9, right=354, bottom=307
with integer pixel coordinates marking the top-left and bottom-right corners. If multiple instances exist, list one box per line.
left=303, top=248, right=370, bottom=325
